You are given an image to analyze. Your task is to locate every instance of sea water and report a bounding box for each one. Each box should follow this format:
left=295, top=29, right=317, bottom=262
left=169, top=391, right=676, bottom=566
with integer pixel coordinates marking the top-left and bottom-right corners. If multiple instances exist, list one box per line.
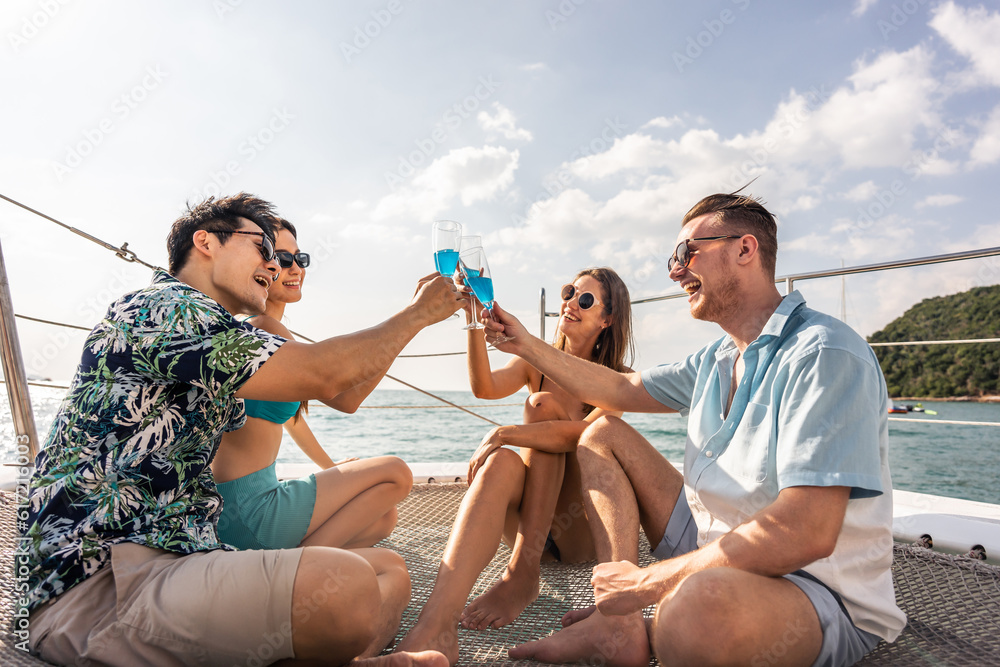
left=3, top=387, right=998, bottom=505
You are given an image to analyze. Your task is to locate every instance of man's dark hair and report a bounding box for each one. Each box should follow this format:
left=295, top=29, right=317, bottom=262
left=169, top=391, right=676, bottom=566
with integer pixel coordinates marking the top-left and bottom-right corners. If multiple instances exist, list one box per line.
left=167, top=193, right=280, bottom=274
left=681, top=191, right=778, bottom=279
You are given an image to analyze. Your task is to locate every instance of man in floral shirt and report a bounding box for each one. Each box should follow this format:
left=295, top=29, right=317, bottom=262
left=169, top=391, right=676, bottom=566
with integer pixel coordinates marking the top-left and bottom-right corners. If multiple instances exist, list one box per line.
left=23, top=193, right=458, bottom=667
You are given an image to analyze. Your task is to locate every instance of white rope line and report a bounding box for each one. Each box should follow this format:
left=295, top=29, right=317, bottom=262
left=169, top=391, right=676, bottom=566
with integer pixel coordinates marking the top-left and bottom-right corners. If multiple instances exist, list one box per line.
left=289, top=331, right=501, bottom=426
left=871, top=338, right=1000, bottom=347
left=889, top=417, right=1000, bottom=427
left=0, top=193, right=163, bottom=272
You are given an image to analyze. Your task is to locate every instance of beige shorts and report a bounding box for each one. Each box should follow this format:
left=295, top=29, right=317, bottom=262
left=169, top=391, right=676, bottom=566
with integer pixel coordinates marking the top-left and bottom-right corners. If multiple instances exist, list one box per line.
left=29, top=542, right=303, bottom=667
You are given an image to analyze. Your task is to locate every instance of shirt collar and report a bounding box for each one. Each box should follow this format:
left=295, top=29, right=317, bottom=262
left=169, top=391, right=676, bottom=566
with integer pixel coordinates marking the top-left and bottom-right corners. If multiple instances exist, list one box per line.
left=756, top=290, right=806, bottom=342
left=152, top=269, right=178, bottom=285
left=716, top=290, right=807, bottom=357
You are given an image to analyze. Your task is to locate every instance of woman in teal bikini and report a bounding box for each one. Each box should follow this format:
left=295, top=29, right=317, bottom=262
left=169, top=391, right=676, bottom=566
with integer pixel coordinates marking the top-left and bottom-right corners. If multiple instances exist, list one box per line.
left=212, top=218, right=412, bottom=550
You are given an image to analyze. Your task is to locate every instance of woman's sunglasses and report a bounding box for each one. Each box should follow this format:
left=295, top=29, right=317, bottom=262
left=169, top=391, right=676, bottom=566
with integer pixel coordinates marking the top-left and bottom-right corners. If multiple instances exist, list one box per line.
left=561, top=284, right=604, bottom=311
left=276, top=251, right=310, bottom=269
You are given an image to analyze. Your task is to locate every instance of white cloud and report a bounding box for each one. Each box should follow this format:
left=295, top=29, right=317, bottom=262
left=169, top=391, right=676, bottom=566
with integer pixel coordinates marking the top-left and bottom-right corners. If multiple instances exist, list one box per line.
left=915, top=194, right=963, bottom=208
left=643, top=116, right=683, bottom=129
left=930, top=2, right=1000, bottom=88
left=844, top=181, right=879, bottom=201
left=520, top=62, right=547, bottom=72
left=851, top=0, right=878, bottom=18
left=477, top=103, right=533, bottom=142
left=788, top=195, right=822, bottom=212
left=813, top=47, right=940, bottom=168
left=372, top=146, right=519, bottom=221
left=970, top=104, right=1000, bottom=167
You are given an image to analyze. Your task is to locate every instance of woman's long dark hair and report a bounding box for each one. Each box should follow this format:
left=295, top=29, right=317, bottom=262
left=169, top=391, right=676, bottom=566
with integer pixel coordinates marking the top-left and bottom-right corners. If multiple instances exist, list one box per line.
left=552, top=267, right=634, bottom=372
left=272, top=217, right=309, bottom=424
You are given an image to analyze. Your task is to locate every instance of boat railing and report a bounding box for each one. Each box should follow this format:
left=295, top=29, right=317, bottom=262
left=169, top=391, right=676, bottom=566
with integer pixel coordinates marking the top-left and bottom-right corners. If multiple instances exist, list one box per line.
left=2, top=190, right=1000, bottom=462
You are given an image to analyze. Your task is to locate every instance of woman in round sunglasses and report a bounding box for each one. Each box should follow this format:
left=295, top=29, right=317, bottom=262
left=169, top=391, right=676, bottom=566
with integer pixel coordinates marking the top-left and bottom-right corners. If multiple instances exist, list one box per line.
left=211, top=219, right=412, bottom=553
left=398, top=267, right=634, bottom=656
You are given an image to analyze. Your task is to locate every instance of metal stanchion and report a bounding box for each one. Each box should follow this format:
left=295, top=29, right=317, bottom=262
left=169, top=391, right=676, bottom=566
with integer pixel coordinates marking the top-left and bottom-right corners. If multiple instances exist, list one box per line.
left=0, top=238, right=38, bottom=462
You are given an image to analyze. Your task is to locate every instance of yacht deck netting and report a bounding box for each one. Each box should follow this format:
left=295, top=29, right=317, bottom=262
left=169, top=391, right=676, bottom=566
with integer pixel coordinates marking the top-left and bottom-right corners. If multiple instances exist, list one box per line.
left=2, top=484, right=998, bottom=666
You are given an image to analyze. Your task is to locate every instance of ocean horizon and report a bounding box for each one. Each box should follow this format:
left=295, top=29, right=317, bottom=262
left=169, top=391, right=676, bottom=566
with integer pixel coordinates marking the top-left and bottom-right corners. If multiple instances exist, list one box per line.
left=3, top=386, right=999, bottom=506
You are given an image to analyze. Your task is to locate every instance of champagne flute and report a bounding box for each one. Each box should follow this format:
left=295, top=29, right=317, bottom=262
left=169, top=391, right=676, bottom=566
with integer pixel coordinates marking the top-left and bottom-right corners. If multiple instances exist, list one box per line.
left=432, top=220, right=462, bottom=320
left=458, top=236, right=484, bottom=330
left=432, top=220, right=462, bottom=277
left=459, top=246, right=513, bottom=345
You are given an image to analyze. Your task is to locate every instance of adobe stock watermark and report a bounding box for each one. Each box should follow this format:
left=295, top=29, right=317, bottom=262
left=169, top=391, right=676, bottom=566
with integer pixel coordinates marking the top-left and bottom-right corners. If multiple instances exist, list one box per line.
left=718, top=84, right=832, bottom=192
left=13, top=434, right=34, bottom=653
left=212, top=0, right=244, bottom=19
left=750, top=618, right=809, bottom=667
left=845, top=125, right=961, bottom=244
left=509, top=117, right=628, bottom=226
left=546, top=0, right=589, bottom=30
left=876, top=0, right=930, bottom=40
left=52, top=65, right=167, bottom=182
left=340, top=0, right=409, bottom=64
left=7, top=0, right=71, bottom=53
left=673, top=0, right=752, bottom=73
left=188, top=108, right=295, bottom=202
left=383, top=75, right=501, bottom=190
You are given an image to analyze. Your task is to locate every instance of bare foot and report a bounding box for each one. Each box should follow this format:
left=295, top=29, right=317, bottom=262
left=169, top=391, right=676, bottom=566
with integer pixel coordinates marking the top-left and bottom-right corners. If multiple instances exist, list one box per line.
left=561, top=605, right=596, bottom=627
left=394, top=614, right=460, bottom=667
left=354, top=650, right=450, bottom=667
left=508, top=609, right=650, bottom=667
left=461, top=566, right=540, bottom=629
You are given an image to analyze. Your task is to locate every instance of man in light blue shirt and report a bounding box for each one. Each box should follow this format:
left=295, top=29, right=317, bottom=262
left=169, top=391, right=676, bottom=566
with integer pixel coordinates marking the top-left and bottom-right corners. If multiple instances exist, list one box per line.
left=485, top=193, right=905, bottom=667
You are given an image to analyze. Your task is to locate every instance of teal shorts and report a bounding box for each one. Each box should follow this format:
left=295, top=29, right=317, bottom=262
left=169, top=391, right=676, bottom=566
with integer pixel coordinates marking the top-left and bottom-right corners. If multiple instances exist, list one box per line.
left=216, top=462, right=317, bottom=550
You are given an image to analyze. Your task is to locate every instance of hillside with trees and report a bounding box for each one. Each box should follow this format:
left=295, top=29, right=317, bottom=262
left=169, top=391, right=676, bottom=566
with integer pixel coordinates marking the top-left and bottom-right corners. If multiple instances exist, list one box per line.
left=867, top=284, right=1000, bottom=398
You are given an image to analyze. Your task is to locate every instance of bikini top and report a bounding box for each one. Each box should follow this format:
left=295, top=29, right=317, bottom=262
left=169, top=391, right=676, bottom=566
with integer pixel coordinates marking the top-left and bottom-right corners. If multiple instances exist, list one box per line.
left=243, top=398, right=300, bottom=424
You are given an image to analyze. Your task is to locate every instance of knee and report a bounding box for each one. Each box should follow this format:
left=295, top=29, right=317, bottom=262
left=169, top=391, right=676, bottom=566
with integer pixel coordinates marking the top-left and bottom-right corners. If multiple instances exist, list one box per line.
left=291, top=548, right=382, bottom=658
left=652, top=569, right=742, bottom=665
left=577, top=416, right=627, bottom=464
left=478, top=447, right=525, bottom=487
left=523, top=391, right=564, bottom=423
left=375, top=548, right=411, bottom=613
left=383, top=456, right=413, bottom=496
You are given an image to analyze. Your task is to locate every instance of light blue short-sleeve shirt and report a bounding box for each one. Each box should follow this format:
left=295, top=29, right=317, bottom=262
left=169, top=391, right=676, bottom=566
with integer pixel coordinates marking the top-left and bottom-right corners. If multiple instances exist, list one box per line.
left=642, top=291, right=905, bottom=642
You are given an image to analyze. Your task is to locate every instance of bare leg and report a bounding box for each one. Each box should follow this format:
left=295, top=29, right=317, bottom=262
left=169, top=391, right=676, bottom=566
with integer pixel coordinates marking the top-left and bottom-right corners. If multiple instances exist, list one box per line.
left=395, top=448, right=526, bottom=665
left=462, top=392, right=591, bottom=630
left=300, top=456, right=413, bottom=549
left=279, top=545, right=411, bottom=665
left=510, top=416, right=683, bottom=667
left=651, top=567, right=822, bottom=666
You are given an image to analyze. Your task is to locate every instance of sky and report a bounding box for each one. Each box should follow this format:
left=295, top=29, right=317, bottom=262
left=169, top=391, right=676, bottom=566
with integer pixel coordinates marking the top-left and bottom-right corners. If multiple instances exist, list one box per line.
left=1, top=0, right=999, bottom=393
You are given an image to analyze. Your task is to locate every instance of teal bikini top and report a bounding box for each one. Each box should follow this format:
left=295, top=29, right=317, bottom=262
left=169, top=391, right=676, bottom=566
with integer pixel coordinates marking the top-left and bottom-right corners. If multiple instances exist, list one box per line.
left=243, top=398, right=300, bottom=424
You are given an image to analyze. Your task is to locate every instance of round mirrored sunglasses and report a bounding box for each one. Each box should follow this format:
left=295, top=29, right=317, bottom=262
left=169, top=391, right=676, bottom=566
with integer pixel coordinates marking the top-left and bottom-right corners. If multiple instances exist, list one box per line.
left=561, top=284, right=604, bottom=310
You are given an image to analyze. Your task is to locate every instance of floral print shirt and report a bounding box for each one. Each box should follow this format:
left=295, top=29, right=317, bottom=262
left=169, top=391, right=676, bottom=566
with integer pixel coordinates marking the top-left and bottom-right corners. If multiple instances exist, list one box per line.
left=23, top=271, right=285, bottom=611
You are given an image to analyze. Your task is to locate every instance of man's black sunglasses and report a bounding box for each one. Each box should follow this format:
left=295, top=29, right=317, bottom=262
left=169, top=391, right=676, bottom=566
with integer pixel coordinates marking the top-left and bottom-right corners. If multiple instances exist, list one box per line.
left=667, top=236, right=742, bottom=272
left=207, top=230, right=276, bottom=263
left=276, top=251, right=310, bottom=269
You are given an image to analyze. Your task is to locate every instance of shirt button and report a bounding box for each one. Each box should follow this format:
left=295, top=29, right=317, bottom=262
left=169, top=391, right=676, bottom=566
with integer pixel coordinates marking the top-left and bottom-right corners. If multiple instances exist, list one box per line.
left=706, top=451, right=714, bottom=458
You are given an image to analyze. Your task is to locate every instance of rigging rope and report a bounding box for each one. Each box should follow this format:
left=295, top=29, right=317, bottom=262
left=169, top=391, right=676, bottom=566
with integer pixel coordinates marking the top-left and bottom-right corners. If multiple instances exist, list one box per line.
left=0, top=193, right=164, bottom=272
left=289, top=330, right=501, bottom=426
left=0, top=191, right=502, bottom=425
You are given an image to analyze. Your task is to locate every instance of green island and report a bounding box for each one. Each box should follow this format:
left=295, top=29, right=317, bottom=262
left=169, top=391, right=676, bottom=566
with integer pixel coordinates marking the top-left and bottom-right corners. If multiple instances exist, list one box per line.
left=867, top=284, right=1000, bottom=400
